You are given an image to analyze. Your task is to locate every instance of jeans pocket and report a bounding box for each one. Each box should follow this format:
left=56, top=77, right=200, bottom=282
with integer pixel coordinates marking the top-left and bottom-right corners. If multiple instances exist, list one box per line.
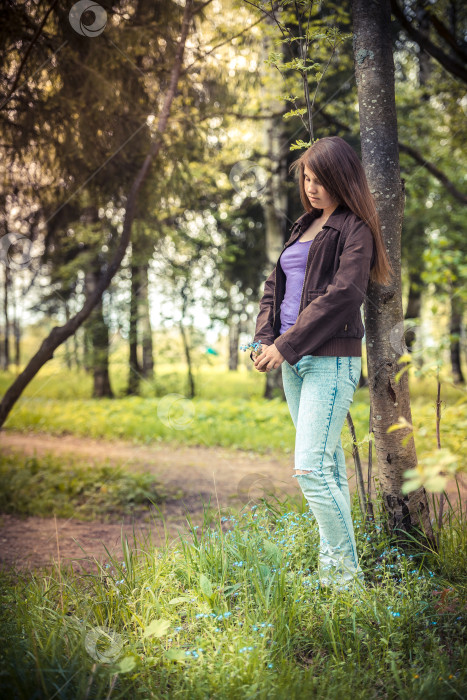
left=348, top=356, right=361, bottom=389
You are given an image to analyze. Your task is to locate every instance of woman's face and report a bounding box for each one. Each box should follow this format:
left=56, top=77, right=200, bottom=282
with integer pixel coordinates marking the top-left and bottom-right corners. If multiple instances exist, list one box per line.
left=303, top=166, right=337, bottom=211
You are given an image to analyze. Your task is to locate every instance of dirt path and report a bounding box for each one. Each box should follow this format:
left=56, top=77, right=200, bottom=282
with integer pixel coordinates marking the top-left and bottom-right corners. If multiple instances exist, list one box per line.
left=1, top=430, right=465, bottom=574
left=0, top=431, right=301, bottom=573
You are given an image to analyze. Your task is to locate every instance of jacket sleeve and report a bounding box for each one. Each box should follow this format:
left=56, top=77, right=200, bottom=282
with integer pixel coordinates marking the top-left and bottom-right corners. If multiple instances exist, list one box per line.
left=274, top=219, right=375, bottom=366
left=252, top=265, right=277, bottom=346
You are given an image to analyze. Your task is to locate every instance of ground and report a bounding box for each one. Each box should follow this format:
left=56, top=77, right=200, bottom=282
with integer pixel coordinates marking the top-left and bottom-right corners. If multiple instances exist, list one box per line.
left=0, top=431, right=300, bottom=573
left=0, top=430, right=464, bottom=574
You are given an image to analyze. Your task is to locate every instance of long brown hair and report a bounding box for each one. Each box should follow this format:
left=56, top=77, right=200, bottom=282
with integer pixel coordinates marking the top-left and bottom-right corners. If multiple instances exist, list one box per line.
left=289, top=136, right=393, bottom=286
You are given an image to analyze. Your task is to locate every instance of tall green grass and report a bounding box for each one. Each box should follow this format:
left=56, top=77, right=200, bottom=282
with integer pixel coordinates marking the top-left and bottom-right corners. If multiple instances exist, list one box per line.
left=1, top=361, right=465, bottom=463
left=1, top=489, right=465, bottom=699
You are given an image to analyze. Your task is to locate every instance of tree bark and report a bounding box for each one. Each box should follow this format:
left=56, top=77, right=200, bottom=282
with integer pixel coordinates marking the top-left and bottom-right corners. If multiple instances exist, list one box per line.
left=12, top=287, right=20, bottom=370
left=139, top=262, right=154, bottom=379
left=449, top=284, right=464, bottom=385
left=127, top=263, right=141, bottom=395
left=404, top=268, right=423, bottom=367
left=179, top=282, right=195, bottom=399
left=2, top=266, right=10, bottom=370
left=0, top=0, right=194, bottom=427
left=352, top=0, right=434, bottom=542
left=228, top=312, right=240, bottom=371
left=63, top=300, right=73, bottom=371
left=73, top=323, right=80, bottom=370
left=85, top=269, right=113, bottom=399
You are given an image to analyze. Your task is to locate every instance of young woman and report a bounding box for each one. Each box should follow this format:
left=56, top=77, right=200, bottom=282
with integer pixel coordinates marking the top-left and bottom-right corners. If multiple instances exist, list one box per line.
left=251, top=136, right=393, bottom=589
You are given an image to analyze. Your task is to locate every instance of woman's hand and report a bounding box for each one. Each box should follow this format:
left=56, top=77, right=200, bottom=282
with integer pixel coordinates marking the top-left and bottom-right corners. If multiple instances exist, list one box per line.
left=254, top=344, right=285, bottom=372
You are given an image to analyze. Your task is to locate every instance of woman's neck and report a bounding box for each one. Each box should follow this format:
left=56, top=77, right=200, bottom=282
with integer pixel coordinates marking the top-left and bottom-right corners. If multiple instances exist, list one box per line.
left=317, top=203, right=339, bottom=222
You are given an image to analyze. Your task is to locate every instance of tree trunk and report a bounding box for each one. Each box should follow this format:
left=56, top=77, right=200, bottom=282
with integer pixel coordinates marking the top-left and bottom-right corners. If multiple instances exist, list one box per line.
left=127, top=262, right=141, bottom=395
left=63, top=300, right=73, bottom=370
left=180, top=321, right=195, bottom=399
left=91, top=300, right=113, bottom=398
left=85, top=270, right=113, bottom=399
left=228, top=311, right=240, bottom=371
left=3, top=265, right=10, bottom=370
left=83, top=327, right=92, bottom=373
left=13, top=320, right=20, bottom=370
left=449, top=284, right=464, bottom=385
left=404, top=269, right=424, bottom=368
left=139, top=262, right=154, bottom=379
left=352, top=0, right=434, bottom=542
left=261, top=16, right=288, bottom=400
left=73, top=324, right=80, bottom=370
left=0, top=0, right=194, bottom=427
left=12, top=275, right=20, bottom=370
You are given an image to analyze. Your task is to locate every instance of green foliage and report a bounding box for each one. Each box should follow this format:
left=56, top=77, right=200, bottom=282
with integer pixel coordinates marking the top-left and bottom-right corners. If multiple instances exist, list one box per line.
left=290, top=139, right=313, bottom=150
left=0, top=452, right=169, bottom=521
left=386, top=354, right=467, bottom=492
left=0, top=493, right=465, bottom=699
left=402, top=449, right=461, bottom=495
left=1, top=363, right=466, bottom=492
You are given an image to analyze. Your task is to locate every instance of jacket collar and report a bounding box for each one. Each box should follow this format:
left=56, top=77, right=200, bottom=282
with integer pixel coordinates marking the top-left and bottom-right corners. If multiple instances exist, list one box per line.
left=295, top=203, right=350, bottom=233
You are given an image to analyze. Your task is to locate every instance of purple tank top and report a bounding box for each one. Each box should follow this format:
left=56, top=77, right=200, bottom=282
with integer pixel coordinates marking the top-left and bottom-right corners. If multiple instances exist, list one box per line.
left=279, top=238, right=313, bottom=334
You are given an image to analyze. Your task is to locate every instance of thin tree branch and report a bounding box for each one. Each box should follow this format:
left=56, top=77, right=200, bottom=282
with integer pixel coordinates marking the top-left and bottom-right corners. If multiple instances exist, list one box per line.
left=398, top=141, right=467, bottom=205
left=294, top=0, right=313, bottom=139
left=426, top=10, right=467, bottom=63
left=320, top=109, right=466, bottom=205
left=390, top=0, right=467, bottom=84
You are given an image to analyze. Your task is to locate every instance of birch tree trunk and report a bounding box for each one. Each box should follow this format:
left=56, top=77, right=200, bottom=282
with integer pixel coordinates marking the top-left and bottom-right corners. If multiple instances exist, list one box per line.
left=352, top=0, right=434, bottom=542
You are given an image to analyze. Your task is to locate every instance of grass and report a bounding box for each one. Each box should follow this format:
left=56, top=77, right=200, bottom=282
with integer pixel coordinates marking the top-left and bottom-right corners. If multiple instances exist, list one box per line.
left=0, top=489, right=466, bottom=699
left=2, top=393, right=466, bottom=473
left=0, top=451, right=172, bottom=521
left=0, top=360, right=466, bottom=697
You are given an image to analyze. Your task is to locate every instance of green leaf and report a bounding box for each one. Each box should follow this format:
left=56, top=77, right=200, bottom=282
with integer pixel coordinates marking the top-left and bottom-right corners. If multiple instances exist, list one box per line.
left=168, top=596, right=192, bottom=605
left=224, top=582, right=242, bottom=597
left=262, top=539, right=282, bottom=564
left=143, top=619, right=171, bottom=639
left=290, top=139, right=312, bottom=151
left=164, top=648, right=187, bottom=663
left=283, top=108, right=307, bottom=120
left=199, top=573, right=213, bottom=598
left=401, top=478, right=422, bottom=494
left=424, top=475, right=446, bottom=493
left=115, top=656, right=137, bottom=674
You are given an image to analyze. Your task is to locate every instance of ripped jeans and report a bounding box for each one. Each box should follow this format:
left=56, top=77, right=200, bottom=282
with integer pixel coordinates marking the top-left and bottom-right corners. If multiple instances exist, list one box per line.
left=281, top=355, right=365, bottom=587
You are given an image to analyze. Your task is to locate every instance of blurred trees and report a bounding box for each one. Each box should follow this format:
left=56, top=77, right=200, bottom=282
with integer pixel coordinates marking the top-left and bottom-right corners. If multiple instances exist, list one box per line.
left=0, top=0, right=464, bottom=406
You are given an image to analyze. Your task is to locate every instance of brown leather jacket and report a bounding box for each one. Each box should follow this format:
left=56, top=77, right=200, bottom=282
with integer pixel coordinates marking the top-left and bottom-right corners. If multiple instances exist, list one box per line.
left=252, top=203, right=376, bottom=366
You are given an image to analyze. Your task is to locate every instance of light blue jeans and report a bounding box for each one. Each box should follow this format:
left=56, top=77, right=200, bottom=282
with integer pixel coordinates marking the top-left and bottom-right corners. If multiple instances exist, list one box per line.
left=281, top=355, right=365, bottom=588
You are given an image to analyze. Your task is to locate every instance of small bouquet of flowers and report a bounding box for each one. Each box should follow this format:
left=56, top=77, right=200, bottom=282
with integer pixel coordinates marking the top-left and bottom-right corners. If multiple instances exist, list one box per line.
left=240, top=340, right=263, bottom=359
